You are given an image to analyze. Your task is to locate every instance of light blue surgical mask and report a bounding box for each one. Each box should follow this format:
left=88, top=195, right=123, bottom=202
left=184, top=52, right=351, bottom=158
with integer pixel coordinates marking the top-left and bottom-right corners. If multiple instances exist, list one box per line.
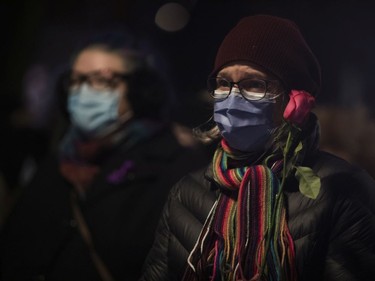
left=213, top=89, right=276, bottom=152
left=68, top=84, right=120, bottom=136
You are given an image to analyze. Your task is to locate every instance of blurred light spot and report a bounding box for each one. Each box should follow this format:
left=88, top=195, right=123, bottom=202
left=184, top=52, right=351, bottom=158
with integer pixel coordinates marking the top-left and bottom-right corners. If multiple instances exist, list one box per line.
left=155, top=2, right=190, bottom=32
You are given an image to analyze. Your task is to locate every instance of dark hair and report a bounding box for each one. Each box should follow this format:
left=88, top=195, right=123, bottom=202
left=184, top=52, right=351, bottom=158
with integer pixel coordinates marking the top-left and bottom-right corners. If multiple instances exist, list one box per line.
left=69, top=30, right=143, bottom=67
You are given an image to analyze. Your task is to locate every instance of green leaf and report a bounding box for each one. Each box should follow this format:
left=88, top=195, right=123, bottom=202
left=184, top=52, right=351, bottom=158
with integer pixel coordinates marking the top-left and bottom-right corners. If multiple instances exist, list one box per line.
left=295, top=166, right=321, bottom=199
left=294, top=142, right=303, bottom=156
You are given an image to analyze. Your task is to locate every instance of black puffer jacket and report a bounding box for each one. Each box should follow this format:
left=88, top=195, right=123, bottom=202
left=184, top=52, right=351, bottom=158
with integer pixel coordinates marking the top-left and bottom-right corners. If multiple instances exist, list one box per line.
left=141, top=130, right=375, bottom=280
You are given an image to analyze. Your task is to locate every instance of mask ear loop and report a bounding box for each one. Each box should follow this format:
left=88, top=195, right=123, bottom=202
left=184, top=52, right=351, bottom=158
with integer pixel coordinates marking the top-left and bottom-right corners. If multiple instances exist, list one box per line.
left=192, top=116, right=220, bottom=144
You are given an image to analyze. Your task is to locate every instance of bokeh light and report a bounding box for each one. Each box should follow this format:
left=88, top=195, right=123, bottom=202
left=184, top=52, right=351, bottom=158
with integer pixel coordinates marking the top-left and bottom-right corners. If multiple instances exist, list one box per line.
left=155, top=2, right=190, bottom=32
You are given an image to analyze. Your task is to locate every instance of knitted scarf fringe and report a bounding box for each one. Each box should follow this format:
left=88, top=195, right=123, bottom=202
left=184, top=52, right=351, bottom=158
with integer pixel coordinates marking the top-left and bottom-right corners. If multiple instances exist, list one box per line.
left=183, top=140, right=297, bottom=281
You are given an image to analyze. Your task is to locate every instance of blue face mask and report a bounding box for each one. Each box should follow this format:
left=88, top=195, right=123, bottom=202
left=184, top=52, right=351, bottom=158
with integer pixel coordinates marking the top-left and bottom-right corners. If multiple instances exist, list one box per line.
left=68, top=84, right=120, bottom=136
left=213, top=91, right=276, bottom=152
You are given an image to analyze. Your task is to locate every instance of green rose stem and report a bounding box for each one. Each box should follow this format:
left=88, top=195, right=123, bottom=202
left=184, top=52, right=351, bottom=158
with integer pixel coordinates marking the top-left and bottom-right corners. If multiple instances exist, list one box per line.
left=259, top=128, right=293, bottom=279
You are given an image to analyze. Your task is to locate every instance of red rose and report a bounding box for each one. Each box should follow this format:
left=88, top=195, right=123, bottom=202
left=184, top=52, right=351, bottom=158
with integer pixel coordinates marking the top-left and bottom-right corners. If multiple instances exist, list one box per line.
left=283, top=90, right=315, bottom=126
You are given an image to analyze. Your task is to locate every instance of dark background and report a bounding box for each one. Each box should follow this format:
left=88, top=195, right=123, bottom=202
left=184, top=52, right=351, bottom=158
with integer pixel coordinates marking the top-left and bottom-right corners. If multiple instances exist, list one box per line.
left=1, top=0, right=375, bottom=192
left=3, top=0, right=375, bottom=112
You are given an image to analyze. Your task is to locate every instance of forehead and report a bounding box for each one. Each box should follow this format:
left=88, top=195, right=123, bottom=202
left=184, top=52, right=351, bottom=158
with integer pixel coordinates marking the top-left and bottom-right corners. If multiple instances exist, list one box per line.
left=217, top=63, right=272, bottom=79
left=72, top=48, right=126, bottom=73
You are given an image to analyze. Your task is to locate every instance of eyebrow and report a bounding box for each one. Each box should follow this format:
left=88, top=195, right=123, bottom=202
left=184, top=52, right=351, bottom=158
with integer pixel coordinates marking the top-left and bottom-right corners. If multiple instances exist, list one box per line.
left=217, top=73, right=268, bottom=80
left=71, top=70, right=126, bottom=77
left=217, top=68, right=269, bottom=79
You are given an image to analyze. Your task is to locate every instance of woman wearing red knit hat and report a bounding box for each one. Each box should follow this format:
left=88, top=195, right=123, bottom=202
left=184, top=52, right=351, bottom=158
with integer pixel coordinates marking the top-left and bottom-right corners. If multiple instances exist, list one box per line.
left=141, top=15, right=375, bottom=281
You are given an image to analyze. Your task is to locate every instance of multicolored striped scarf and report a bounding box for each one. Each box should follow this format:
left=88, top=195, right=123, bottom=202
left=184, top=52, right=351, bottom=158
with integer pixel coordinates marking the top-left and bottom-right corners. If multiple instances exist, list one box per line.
left=183, top=139, right=297, bottom=281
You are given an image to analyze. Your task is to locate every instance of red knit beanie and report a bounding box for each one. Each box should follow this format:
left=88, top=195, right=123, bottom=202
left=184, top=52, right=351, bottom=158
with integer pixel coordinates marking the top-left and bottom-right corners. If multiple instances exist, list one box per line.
left=210, top=15, right=321, bottom=96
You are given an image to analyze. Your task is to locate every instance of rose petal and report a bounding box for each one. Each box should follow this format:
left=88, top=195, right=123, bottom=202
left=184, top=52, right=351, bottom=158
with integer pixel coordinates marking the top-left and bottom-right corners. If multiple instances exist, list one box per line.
left=283, top=90, right=315, bottom=126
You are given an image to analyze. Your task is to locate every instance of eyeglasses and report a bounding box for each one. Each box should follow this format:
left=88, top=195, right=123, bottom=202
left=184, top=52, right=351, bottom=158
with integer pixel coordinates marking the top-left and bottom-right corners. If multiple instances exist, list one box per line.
left=208, top=77, right=282, bottom=101
left=69, top=71, right=130, bottom=91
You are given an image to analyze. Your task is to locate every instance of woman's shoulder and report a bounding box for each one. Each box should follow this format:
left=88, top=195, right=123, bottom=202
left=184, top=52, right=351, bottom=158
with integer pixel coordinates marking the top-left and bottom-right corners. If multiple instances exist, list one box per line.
left=312, top=150, right=375, bottom=210
left=168, top=165, right=217, bottom=222
left=312, top=150, right=362, bottom=176
left=171, top=166, right=213, bottom=194
left=312, top=150, right=373, bottom=184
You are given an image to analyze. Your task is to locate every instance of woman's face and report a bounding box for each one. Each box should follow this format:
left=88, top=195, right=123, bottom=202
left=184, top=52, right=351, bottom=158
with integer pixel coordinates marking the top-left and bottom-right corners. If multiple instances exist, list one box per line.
left=71, top=48, right=132, bottom=116
left=216, top=63, right=286, bottom=126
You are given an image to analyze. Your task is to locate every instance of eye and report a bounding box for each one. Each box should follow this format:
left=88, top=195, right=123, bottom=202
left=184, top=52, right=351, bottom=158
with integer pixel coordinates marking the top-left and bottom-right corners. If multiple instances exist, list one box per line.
left=216, top=78, right=231, bottom=90
left=69, top=74, right=86, bottom=88
left=95, top=76, right=109, bottom=85
left=89, top=75, right=113, bottom=90
left=108, top=76, right=122, bottom=88
left=240, top=79, right=266, bottom=93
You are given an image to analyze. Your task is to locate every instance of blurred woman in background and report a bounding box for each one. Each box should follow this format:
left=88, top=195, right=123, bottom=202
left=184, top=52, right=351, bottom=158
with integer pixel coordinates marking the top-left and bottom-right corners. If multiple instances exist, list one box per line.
left=0, top=33, right=208, bottom=281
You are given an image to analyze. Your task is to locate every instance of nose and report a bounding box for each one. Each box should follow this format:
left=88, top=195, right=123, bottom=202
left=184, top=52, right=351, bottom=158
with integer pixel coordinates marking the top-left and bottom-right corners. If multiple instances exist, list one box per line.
left=225, top=90, right=243, bottom=109
left=229, top=85, right=242, bottom=97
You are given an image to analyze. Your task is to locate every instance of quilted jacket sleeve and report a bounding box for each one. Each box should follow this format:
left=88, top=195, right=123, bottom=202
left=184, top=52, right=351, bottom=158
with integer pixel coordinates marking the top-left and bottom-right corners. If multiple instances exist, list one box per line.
left=324, top=169, right=375, bottom=281
left=140, top=190, right=172, bottom=281
left=140, top=169, right=216, bottom=281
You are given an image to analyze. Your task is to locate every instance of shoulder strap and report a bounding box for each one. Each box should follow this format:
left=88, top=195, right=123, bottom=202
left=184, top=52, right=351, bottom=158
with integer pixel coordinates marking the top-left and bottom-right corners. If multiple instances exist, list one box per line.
left=70, top=192, right=115, bottom=281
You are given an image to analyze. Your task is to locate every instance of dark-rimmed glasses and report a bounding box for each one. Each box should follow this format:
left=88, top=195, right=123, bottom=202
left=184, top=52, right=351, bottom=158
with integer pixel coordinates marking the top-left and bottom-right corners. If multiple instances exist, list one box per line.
left=208, top=77, right=282, bottom=101
left=69, top=71, right=130, bottom=91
